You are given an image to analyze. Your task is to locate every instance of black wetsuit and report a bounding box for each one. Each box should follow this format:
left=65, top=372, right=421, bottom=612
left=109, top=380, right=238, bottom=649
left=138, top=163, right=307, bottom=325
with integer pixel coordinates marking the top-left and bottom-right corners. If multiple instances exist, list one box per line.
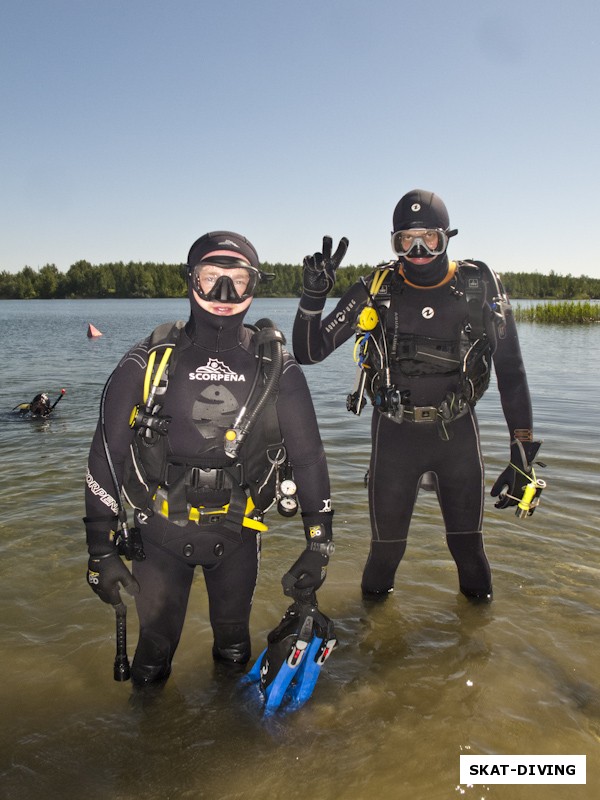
left=293, top=259, right=532, bottom=598
left=85, top=302, right=331, bottom=671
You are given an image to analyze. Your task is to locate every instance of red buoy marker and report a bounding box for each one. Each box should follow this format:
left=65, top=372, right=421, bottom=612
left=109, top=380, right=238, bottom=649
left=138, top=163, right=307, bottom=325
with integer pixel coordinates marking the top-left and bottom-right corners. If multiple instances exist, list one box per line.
left=87, top=323, right=103, bottom=338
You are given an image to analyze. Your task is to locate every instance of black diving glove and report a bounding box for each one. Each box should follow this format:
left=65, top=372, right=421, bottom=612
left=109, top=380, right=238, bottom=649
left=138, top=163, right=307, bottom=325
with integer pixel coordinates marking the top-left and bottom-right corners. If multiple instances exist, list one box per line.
left=282, top=512, right=334, bottom=599
left=491, top=440, right=543, bottom=509
left=302, top=236, right=349, bottom=299
left=85, top=524, right=140, bottom=606
left=87, top=552, right=140, bottom=606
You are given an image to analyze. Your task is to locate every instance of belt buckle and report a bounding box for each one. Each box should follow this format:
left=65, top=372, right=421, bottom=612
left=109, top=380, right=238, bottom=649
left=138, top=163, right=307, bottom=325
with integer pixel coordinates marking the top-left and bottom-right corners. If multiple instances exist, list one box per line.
left=413, top=406, right=438, bottom=422
left=194, top=506, right=225, bottom=525
left=189, top=467, right=222, bottom=491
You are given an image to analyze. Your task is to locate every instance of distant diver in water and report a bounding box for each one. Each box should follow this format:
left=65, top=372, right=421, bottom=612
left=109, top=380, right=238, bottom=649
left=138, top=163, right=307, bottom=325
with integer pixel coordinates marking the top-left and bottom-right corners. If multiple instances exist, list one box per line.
left=14, top=389, right=66, bottom=417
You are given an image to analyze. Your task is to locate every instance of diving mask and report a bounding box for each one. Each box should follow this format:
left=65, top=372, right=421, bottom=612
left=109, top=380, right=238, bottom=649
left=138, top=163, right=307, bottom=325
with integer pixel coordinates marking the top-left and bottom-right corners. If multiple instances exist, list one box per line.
left=192, top=257, right=263, bottom=304
left=391, top=228, right=449, bottom=258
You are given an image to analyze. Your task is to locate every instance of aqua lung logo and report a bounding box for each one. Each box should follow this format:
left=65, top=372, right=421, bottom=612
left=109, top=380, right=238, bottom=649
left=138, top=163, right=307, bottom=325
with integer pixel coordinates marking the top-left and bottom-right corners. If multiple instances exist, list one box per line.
left=189, top=359, right=246, bottom=382
left=422, top=307, right=435, bottom=319
left=218, top=239, right=240, bottom=248
left=325, top=298, right=356, bottom=333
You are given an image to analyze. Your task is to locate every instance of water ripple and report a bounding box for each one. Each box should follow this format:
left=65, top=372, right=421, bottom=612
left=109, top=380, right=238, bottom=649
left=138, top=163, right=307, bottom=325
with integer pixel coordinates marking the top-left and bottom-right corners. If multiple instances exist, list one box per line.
left=1, top=299, right=598, bottom=800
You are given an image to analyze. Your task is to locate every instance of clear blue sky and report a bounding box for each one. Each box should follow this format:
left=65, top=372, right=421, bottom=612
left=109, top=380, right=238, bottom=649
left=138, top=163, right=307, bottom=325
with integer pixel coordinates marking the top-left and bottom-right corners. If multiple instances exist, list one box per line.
left=2, top=0, right=599, bottom=278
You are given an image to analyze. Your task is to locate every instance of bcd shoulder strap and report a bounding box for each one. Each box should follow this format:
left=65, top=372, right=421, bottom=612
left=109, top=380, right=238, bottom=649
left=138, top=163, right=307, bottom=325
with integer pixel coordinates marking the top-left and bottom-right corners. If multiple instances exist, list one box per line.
left=457, top=259, right=508, bottom=341
left=148, top=319, right=186, bottom=350
left=455, top=261, right=487, bottom=339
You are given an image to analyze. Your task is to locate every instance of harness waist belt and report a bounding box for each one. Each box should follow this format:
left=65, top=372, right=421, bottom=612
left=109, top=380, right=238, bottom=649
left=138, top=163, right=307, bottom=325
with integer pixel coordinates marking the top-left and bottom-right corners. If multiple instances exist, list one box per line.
left=188, top=505, right=268, bottom=532
left=155, top=491, right=268, bottom=532
left=402, top=401, right=470, bottom=423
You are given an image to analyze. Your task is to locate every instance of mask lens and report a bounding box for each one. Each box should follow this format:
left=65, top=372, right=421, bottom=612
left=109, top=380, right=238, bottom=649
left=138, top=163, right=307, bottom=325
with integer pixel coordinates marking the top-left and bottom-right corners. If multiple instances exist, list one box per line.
left=391, top=229, right=448, bottom=257
left=192, top=263, right=259, bottom=302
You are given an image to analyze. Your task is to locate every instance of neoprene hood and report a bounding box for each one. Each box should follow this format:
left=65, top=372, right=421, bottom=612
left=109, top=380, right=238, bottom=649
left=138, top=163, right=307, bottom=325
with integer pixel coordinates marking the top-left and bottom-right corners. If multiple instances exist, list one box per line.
left=187, top=231, right=260, bottom=270
left=392, top=189, right=455, bottom=235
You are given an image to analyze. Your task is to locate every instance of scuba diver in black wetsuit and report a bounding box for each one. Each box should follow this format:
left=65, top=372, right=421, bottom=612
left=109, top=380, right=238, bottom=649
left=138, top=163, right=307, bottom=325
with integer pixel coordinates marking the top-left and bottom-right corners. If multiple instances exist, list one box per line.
left=85, top=231, right=335, bottom=690
left=293, top=190, right=544, bottom=603
left=13, top=389, right=66, bottom=417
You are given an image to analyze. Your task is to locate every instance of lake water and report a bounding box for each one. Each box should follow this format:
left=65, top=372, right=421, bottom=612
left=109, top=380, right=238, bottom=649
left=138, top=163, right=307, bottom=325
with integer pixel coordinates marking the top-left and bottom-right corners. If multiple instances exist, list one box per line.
left=0, top=298, right=598, bottom=800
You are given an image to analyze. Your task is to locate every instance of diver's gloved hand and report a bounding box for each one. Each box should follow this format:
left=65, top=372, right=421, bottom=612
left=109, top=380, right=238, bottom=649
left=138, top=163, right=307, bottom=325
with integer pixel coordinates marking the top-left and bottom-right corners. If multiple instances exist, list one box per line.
left=87, top=552, right=140, bottom=606
left=85, top=523, right=140, bottom=606
left=282, top=512, right=334, bottom=598
left=302, top=236, right=349, bottom=299
left=491, top=439, right=543, bottom=509
left=283, top=550, right=328, bottom=598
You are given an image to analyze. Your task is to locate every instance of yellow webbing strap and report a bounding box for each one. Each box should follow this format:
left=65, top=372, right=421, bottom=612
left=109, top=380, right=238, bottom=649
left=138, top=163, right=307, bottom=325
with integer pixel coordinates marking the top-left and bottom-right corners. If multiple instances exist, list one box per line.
left=157, top=494, right=269, bottom=532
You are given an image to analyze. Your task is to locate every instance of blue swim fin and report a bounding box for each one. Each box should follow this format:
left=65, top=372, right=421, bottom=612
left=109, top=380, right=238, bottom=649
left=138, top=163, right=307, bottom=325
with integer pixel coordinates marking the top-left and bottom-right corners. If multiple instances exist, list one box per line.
left=286, top=617, right=337, bottom=710
left=243, top=599, right=337, bottom=715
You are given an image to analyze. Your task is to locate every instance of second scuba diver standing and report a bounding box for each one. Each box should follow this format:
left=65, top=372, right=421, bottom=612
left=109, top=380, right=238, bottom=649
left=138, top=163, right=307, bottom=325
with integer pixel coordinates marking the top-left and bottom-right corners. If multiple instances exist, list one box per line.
left=84, top=231, right=336, bottom=696
left=293, top=190, right=543, bottom=602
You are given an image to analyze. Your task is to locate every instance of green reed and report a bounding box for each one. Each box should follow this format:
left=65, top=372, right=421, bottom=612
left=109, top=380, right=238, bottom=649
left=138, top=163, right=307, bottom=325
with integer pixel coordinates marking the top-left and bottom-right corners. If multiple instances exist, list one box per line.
left=513, top=301, right=600, bottom=324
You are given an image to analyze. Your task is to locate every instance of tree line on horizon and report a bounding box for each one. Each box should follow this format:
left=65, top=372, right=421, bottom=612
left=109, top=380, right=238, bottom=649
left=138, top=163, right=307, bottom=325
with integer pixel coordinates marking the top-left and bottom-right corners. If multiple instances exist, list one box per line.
left=1, top=260, right=599, bottom=300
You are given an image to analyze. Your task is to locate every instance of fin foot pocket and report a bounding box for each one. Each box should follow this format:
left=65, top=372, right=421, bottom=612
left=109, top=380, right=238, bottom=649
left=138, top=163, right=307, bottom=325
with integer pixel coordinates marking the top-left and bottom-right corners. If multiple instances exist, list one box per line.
left=241, top=600, right=337, bottom=715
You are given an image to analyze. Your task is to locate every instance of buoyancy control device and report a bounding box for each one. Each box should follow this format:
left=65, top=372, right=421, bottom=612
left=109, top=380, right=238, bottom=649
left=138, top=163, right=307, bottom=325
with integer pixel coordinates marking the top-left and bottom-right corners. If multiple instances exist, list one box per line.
left=121, top=319, right=298, bottom=531
left=346, top=260, right=509, bottom=437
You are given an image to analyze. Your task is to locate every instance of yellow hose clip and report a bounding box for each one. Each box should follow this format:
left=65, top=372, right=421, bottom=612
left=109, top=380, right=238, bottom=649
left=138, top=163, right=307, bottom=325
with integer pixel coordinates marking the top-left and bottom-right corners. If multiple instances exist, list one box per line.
left=129, top=405, right=140, bottom=428
left=143, top=347, right=173, bottom=405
